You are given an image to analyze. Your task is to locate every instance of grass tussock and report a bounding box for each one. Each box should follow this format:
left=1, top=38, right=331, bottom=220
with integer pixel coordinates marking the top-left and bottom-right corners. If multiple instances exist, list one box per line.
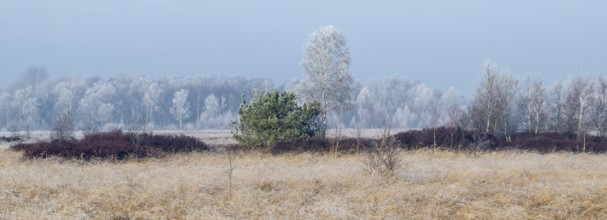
left=2, top=149, right=607, bottom=219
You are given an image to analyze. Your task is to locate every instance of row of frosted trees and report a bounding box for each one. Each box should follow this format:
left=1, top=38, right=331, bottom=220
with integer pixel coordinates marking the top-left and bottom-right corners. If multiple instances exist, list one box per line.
left=0, top=67, right=453, bottom=133
left=3, top=63, right=605, bottom=140
left=462, top=60, right=607, bottom=145
left=1, top=70, right=274, bottom=133
left=0, top=64, right=607, bottom=138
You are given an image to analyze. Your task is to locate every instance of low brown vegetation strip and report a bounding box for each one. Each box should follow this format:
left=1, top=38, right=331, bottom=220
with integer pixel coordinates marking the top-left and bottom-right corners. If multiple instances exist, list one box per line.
left=392, top=127, right=499, bottom=150
left=0, top=136, right=21, bottom=143
left=270, top=137, right=378, bottom=154
left=9, top=130, right=208, bottom=160
left=392, top=127, right=607, bottom=153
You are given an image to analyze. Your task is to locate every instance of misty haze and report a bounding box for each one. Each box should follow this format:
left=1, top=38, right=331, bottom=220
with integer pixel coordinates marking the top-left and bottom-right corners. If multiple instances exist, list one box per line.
left=2, top=1, right=607, bottom=219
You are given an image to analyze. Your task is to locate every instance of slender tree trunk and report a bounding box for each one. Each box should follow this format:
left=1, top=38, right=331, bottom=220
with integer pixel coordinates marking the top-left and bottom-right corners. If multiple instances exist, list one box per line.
left=179, top=113, right=182, bottom=130
left=433, top=127, right=437, bottom=147
left=322, top=92, right=329, bottom=138
left=534, top=110, right=540, bottom=135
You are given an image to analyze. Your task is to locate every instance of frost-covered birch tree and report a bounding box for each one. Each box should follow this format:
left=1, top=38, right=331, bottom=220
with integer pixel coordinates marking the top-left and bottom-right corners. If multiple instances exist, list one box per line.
left=592, top=75, right=607, bottom=137
left=170, top=89, right=190, bottom=130
left=549, top=81, right=567, bottom=133
left=198, top=94, right=234, bottom=129
left=566, top=75, right=594, bottom=151
left=441, top=87, right=463, bottom=129
left=469, top=60, right=517, bottom=138
left=12, top=86, right=40, bottom=136
left=142, top=81, right=163, bottom=129
left=299, top=25, right=353, bottom=135
left=518, top=75, right=548, bottom=135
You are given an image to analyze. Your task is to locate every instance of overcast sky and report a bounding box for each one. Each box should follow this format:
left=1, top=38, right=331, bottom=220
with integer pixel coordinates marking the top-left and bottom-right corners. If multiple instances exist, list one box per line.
left=1, top=0, right=606, bottom=96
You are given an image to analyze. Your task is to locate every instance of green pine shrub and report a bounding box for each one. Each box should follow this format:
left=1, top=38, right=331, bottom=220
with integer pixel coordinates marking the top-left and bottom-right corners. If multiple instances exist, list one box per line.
left=231, top=90, right=322, bottom=148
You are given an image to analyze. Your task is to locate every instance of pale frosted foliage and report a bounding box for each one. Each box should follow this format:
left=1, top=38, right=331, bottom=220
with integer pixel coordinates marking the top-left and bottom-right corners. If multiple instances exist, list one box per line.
left=412, top=84, right=434, bottom=111
left=412, top=84, right=437, bottom=127
left=353, top=76, right=445, bottom=128
left=170, top=89, right=190, bottom=129
left=198, top=94, right=235, bottom=129
left=12, top=86, right=40, bottom=126
left=392, top=106, right=415, bottom=128
left=204, top=94, right=220, bottom=115
left=142, top=83, right=162, bottom=111
left=441, top=87, right=463, bottom=127
left=355, top=87, right=374, bottom=105
left=300, top=25, right=353, bottom=130
left=97, top=103, right=115, bottom=123
left=53, top=81, right=74, bottom=113
left=354, top=76, right=415, bottom=128
left=79, top=81, right=116, bottom=128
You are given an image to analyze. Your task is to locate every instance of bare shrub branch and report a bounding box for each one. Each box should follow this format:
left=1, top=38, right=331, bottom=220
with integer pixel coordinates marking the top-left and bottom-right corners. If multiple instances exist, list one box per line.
left=362, top=117, right=401, bottom=182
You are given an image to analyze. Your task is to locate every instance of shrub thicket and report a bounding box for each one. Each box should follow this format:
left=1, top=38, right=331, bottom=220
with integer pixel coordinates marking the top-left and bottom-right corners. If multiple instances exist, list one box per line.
left=0, top=136, right=21, bottom=143
left=231, top=90, right=322, bottom=148
left=392, top=127, right=499, bottom=151
left=391, top=127, right=607, bottom=153
left=270, top=138, right=377, bottom=154
left=507, top=132, right=607, bottom=153
left=131, top=133, right=209, bottom=153
left=10, top=130, right=208, bottom=160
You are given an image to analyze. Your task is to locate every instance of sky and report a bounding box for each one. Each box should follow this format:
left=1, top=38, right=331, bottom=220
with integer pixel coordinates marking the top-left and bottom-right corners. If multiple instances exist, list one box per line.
left=1, top=0, right=606, bottom=96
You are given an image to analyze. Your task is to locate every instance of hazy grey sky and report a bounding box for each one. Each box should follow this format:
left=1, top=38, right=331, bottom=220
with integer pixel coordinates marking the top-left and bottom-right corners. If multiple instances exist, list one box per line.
left=1, top=0, right=606, bottom=95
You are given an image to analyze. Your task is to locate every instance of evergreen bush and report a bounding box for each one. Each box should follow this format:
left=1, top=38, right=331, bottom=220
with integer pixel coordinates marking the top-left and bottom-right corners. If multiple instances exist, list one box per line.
left=231, top=90, right=322, bottom=148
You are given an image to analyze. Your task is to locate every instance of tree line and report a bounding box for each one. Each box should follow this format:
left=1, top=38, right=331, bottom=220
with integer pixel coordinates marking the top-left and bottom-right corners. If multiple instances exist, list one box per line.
left=0, top=69, right=451, bottom=133
left=1, top=25, right=606, bottom=144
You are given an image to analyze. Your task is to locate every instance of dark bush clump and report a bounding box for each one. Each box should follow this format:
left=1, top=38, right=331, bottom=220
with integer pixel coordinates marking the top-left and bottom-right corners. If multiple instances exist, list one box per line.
left=508, top=132, right=607, bottom=153
left=22, top=139, right=156, bottom=160
left=270, top=137, right=377, bottom=154
left=9, top=142, right=34, bottom=151
left=391, top=127, right=607, bottom=153
left=392, top=127, right=499, bottom=151
left=130, top=133, right=209, bottom=153
left=11, top=130, right=208, bottom=160
left=0, top=136, right=21, bottom=143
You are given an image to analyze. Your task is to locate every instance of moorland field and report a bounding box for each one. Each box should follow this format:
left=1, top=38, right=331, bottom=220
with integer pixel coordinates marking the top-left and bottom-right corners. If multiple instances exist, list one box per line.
left=1, top=130, right=607, bottom=219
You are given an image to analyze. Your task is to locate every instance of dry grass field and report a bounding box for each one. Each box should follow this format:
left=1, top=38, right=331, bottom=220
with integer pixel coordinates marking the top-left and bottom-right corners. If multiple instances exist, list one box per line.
left=2, top=143, right=607, bottom=219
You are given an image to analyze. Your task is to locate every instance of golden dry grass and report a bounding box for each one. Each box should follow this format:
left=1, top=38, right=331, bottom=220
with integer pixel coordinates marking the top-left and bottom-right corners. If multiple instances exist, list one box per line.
left=2, top=148, right=607, bottom=219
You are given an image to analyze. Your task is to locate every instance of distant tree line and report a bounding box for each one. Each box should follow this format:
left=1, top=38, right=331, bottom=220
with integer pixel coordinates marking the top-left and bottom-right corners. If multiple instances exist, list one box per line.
left=0, top=69, right=274, bottom=133
left=2, top=25, right=606, bottom=147
left=2, top=63, right=606, bottom=140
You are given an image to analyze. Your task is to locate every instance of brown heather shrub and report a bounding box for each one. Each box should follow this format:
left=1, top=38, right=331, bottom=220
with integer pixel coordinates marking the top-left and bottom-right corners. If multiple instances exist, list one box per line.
left=129, top=133, right=209, bottom=153
left=270, top=137, right=377, bottom=154
left=0, top=136, right=21, bottom=143
left=392, top=127, right=499, bottom=151
left=22, top=139, right=156, bottom=160
left=392, top=127, right=607, bottom=153
left=10, top=130, right=208, bottom=160
left=508, top=132, right=607, bottom=153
